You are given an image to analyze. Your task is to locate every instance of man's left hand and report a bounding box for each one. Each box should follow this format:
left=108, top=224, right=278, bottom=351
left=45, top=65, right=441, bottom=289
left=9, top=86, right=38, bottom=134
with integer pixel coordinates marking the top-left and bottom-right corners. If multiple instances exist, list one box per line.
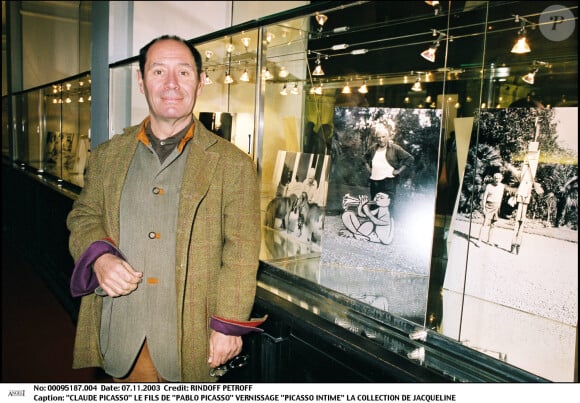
left=207, top=330, right=242, bottom=368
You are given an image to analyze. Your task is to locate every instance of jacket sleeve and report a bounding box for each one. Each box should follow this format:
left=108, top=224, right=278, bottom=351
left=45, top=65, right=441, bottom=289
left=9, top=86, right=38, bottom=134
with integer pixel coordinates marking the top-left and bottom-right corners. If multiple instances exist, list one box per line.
left=70, top=238, right=125, bottom=297
left=213, top=149, right=262, bottom=324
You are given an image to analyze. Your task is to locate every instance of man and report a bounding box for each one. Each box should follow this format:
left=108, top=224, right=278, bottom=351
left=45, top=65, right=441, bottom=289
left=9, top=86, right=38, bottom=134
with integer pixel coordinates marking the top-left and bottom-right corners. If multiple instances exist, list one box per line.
left=67, top=35, right=263, bottom=382
left=477, top=172, right=505, bottom=246
left=364, top=121, right=414, bottom=218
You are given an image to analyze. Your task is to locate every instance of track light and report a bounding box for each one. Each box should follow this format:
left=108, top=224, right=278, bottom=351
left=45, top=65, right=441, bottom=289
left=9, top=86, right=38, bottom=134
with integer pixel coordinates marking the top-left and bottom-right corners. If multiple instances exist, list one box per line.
left=241, top=37, right=251, bottom=51
left=425, top=1, right=441, bottom=15
left=312, top=55, right=324, bottom=76
left=522, top=60, right=550, bottom=85
left=341, top=82, right=351, bottom=94
left=315, top=13, right=328, bottom=31
left=522, top=69, right=537, bottom=85
left=421, top=47, right=438, bottom=63
left=224, top=71, right=234, bottom=84
left=203, top=70, right=213, bottom=85
left=358, top=81, right=368, bottom=94
left=263, top=68, right=274, bottom=80
left=280, top=84, right=288, bottom=96
left=226, top=43, right=235, bottom=53
left=421, top=30, right=447, bottom=62
left=239, top=68, right=250, bottom=82
left=511, top=15, right=532, bottom=54
left=411, top=79, right=422, bottom=92
left=291, top=83, right=299, bottom=95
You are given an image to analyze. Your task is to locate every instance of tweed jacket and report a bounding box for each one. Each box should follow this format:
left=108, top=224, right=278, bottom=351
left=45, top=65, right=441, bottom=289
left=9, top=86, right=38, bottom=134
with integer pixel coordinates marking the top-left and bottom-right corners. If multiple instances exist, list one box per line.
left=66, top=116, right=261, bottom=382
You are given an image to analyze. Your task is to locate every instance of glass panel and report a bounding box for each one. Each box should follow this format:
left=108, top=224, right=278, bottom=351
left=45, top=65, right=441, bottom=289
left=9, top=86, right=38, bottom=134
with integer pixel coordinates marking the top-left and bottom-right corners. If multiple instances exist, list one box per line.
left=42, top=75, right=91, bottom=187
left=260, top=2, right=452, bottom=325
left=195, top=29, right=259, bottom=154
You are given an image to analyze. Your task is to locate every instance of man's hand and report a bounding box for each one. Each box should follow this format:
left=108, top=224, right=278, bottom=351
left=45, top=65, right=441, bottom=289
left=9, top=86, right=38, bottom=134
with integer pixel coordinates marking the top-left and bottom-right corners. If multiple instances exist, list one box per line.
left=93, top=253, right=142, bottom=297
left=207, top=330, right=242, bottom=368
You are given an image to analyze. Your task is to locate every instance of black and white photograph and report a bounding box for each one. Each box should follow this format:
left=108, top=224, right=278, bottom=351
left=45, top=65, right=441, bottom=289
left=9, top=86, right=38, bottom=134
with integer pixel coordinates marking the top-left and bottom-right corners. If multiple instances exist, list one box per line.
left=442, top=107, right=578, bottom=381
left=262, top=151, right=331, bottom=262
left=319, top=107, right=442, bottom=321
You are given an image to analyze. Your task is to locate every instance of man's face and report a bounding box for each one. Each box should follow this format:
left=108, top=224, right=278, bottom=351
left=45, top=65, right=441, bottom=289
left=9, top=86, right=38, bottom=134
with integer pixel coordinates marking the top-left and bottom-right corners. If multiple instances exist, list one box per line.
left=138, top=39, right=204, bottom=124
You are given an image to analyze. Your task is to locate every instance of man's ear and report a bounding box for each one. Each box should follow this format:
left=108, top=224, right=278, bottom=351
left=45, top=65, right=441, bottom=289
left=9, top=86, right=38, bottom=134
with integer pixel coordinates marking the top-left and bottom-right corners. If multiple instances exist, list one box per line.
left=197, top=71, right=206, bottom=94
left=137, top=69, right=145, bottom=94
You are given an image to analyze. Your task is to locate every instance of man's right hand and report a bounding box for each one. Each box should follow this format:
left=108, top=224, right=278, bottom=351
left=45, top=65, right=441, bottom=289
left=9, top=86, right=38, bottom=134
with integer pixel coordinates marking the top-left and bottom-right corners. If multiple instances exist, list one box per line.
left=93, top=253, right=143, bottom=297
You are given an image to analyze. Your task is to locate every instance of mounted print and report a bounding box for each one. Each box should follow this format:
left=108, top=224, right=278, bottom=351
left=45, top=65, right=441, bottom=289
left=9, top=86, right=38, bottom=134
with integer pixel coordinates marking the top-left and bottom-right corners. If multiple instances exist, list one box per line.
left=319, top=107, right=442, bottom=321
left=263, top=150, right=331, bottom=260
left=442, top=107, right=578, bottom=380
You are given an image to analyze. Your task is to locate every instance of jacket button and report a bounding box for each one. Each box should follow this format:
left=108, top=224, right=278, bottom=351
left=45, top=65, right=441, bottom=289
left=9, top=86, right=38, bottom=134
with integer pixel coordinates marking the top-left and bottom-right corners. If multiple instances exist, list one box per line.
left=148, top=231, right=160, bottom=239
left=152, top=187, right=161, bottom=195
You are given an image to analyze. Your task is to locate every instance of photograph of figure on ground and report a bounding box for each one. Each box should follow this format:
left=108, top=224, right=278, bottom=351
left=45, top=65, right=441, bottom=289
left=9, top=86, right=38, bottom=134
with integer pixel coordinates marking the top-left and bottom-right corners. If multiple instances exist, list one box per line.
left=319, top=107, right=442, bottom=322
left=443, top=106, right=577, bottom=382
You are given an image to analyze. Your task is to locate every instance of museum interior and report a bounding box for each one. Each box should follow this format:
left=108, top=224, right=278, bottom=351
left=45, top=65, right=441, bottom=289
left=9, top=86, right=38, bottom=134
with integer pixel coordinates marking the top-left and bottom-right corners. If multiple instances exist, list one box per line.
left=2, top=1, right=578, bottom=383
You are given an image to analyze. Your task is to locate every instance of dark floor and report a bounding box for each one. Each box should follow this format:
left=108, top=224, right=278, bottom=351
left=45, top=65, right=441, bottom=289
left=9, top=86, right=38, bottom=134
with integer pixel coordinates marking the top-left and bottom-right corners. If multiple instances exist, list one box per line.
left=1, top=240, right=111, bottom=383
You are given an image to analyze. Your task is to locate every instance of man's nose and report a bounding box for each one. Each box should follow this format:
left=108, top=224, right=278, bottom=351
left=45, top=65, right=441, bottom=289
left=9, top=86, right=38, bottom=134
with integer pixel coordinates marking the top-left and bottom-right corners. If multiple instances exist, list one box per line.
left=165, top=71, right=179, bottom=89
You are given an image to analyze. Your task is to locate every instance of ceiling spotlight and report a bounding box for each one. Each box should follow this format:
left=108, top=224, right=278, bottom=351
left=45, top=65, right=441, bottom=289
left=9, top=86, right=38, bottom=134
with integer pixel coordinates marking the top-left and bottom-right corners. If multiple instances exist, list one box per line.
left=341, top=82, right=351, bottom=94
left=315, top=13, right=328, bottom=31
left=203, top=70, right=213, bottom=85
left=511, top=15, right=532, bottom=54
left=522, top=69, right=537, bottom=85
left=312, top=55, right=325, bottom=76
left=421, top=30, right=446, bottom=62
left=358, top=81, right=368, bottom=94
left=240, top=68, right=250, bottom=82
left=226, top=43, right=235, bottom=53
left=278, top=66, right=289, bottom=78
left=241, top=37, right=251, bottom=50
left=411, top=77, right=423, bottom=92
left=204, top=50, right=213, bottom=60
left=425, top=1, right=442, bottom=15
left=421, top=47, right=438, bottom=63
left=521, top=60, right=550, bottom=85
left=280, top=84, right=288, bottom=96
left=291, top=83, right=299, bottom=95
left=266, top=32, right=275, bottom=44
left=224, top=71, right=234, bottom=84
left=263, top=68, right=274, bottom=80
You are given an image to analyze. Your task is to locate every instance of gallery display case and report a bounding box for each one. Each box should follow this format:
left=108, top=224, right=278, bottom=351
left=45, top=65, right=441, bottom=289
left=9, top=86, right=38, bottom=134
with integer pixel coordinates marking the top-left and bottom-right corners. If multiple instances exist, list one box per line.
left=3, top=1, right=577, bottom=382
left=6, top=72, right=92, bottom=189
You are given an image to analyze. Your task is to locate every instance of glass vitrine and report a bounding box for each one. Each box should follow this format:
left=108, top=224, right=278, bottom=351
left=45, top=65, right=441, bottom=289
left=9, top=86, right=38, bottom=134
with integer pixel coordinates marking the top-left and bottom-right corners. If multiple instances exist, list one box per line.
left=253, top=1, right=575, bottom=382
left=10, top=73, right=91, bottom=188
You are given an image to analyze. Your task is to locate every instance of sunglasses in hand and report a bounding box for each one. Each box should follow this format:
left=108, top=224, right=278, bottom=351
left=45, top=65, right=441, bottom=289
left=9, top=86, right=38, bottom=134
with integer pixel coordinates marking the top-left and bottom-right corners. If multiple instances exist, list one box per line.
left=209, top=354, right=250, bottom=377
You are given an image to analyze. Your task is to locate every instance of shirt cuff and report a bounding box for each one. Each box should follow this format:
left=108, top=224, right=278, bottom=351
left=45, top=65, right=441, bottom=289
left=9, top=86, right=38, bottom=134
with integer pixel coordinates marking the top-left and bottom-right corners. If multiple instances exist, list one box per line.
left=210, top=315, right=268, bottom=336
left=70, top=238, right=125, bottom=297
